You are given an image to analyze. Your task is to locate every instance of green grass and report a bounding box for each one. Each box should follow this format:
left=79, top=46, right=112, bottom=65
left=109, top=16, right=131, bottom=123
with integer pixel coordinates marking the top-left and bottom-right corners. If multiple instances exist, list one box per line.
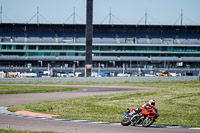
left=8, top=81, right=200, bottom=127
left=0, top=129, right=56, bottom=133
left=0, top=85, right=81, bottom=94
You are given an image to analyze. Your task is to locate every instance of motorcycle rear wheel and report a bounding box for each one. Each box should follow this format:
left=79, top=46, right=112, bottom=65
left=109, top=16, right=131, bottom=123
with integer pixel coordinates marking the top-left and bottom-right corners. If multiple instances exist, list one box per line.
left=142, top=117, right=154, bottom=127
left=121, top=116, right=131, bottom=126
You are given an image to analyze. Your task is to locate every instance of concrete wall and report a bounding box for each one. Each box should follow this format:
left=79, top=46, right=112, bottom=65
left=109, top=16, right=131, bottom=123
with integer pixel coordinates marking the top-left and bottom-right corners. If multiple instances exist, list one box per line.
left=0, top=76, right=199, bottom=83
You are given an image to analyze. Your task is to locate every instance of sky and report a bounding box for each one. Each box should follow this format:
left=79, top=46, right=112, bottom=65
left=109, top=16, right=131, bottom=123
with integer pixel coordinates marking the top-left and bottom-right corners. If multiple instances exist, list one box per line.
left=0, top=0, right=200, bottom=25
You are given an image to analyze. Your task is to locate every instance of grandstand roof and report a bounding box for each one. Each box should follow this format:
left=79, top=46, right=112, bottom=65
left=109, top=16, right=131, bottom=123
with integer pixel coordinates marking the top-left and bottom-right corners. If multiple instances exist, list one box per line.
left=1, top=23, right=200, bottom=29
left=1, top=23, right=200, bottom=37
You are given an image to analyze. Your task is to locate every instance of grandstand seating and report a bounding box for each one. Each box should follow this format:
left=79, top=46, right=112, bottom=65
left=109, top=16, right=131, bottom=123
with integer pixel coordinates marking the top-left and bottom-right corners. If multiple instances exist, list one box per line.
left=0, top=24, right=200, bottom=45
left=1, top=35, right=200, bottom=44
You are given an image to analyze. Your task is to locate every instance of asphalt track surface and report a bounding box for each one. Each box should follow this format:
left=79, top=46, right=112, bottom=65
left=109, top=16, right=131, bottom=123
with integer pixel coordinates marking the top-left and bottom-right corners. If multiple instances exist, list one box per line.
left=0, top=84, right=199, bottom=133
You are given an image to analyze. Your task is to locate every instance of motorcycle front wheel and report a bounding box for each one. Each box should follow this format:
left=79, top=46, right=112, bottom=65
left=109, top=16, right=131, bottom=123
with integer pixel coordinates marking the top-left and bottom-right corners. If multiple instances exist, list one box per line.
left=142, top=117, right=154, bottom=127
left=121, top=116, right=131, bottom=126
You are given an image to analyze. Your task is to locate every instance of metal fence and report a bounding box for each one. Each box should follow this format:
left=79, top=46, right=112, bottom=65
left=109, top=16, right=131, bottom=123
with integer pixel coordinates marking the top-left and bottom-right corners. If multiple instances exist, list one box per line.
left=0, top=76, right=199, bottom=83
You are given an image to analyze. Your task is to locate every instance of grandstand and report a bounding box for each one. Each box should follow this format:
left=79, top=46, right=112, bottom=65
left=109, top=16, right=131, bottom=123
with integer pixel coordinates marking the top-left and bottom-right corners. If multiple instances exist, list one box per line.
left=0, top=23, right=200, bottom=71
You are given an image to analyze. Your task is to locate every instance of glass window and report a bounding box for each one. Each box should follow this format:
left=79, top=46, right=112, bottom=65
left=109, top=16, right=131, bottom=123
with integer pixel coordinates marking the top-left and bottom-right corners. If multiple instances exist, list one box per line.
left=39, top=45, right=50, bottom=50
left=63, top=46, right=75, bottom=51
left=75, top=46, right=85, bottom=51
left=51, top=46, right=62, bottom=50
left=29, top=45, right=36, bottom=50
left=1, top=45, right=6, bottom=50
left=66, top=52, right=75, bottom=56
left=16, top=45, right=24, bottom=50
left=11, top=45, right=16, bottom=50
left=60, top=52, right=66, bottom=56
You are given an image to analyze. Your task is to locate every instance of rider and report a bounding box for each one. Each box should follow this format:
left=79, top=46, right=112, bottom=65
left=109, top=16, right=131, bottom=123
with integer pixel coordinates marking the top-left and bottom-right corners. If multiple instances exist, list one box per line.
left=142, top=99, right=155, bottom=109
left=129, top=99, right=156, bottom=117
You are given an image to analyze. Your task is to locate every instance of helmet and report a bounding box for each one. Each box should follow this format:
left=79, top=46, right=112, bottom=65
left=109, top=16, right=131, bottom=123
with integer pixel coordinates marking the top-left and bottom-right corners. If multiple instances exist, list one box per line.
left=149, top=99, right=155, bottom=106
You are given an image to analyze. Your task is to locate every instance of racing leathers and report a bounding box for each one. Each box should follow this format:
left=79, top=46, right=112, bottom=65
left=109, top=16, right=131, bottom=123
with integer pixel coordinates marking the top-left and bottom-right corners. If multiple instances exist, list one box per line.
left=129, top=103, right=153, bottom=116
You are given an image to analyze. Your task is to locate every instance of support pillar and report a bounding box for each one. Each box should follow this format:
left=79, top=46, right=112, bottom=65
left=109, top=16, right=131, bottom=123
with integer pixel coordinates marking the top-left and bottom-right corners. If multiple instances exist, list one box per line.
left=85, top=0, right=93, bottom=77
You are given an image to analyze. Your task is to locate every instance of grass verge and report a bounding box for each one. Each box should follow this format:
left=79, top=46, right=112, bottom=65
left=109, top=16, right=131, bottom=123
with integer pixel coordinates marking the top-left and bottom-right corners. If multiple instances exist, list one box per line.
left=8, top=81, right=200, bottom=127
left=0, top=85, right=81, bottom=94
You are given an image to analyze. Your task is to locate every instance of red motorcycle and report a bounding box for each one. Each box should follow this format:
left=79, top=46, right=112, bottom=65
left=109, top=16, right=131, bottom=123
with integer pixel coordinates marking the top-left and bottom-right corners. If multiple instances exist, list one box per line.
left=121, top=106, right=159, bottom=127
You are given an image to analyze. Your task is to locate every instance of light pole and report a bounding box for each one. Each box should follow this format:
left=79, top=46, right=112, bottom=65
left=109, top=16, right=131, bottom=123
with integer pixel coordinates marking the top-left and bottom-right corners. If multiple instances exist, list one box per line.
left=85, top=0, right=93, bottom=77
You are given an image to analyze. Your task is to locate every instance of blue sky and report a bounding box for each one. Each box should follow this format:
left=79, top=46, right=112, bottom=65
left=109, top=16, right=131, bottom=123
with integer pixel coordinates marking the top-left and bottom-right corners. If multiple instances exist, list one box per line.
left=0, top=0, right=200, bottom=25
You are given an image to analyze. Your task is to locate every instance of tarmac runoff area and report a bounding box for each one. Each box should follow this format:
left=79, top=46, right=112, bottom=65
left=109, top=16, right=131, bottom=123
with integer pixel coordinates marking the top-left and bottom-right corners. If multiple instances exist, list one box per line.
left=0, top=84, right=200, bottom=132
left=0, top=107, right=199, bottom=130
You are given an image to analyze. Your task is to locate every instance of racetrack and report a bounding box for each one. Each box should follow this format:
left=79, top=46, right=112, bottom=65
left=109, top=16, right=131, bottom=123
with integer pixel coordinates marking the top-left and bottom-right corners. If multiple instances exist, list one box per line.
left=0, top=84, right=199, bottom=133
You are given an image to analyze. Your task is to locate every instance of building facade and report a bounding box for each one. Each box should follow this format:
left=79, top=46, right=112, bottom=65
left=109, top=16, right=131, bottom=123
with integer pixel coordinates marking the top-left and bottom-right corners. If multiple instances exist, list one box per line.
left=0, top=23, right=200, bottom=69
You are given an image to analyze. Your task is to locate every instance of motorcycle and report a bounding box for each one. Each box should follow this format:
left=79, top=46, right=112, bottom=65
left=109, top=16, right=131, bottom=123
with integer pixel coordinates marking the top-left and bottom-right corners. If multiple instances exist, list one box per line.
left=121, top=106, right=159, bottom=127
